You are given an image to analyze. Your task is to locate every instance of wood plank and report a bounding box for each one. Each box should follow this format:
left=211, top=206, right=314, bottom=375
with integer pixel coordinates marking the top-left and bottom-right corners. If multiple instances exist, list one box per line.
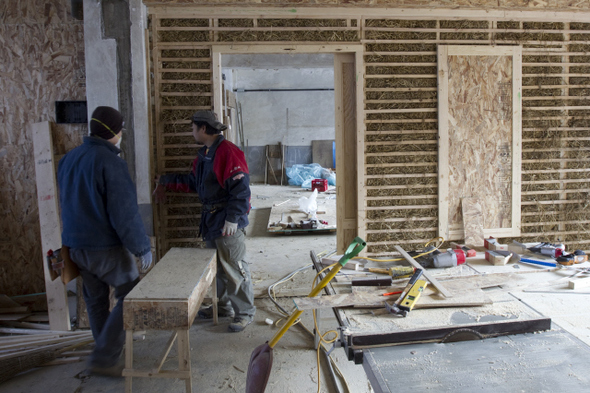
left=462, top=197, right=485, bottom=247
left=0, top=314, right=32, bottom=321
left=568, top=276, right=590, bottom=290
left=123, top=248, right=216, bottom=330
left=394, top=245, right=452, bottom=298
left=31, top=121, right=70, bottom=331
left=437, top=45, right=450, bottom=240
left=0, top=336, right=93, bottom=362
left=0, top=296, right=21, bottom=309
left=293, top=285, right=490, bottom=311
left=1, top=321, right=51, bottom=330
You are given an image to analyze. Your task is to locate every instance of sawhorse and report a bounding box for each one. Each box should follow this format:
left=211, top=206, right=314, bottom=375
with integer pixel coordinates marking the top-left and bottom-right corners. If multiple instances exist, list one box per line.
left=122, top=248, right=218, bottom=392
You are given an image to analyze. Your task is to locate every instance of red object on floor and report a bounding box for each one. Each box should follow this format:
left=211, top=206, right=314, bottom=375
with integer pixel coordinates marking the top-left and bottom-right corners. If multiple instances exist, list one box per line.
left=311, top=179, right=328, bottom=192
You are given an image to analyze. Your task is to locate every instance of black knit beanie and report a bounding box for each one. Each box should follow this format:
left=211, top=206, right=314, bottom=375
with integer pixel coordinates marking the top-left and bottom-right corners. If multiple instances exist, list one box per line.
left=90, top=106, right=124, bottom=139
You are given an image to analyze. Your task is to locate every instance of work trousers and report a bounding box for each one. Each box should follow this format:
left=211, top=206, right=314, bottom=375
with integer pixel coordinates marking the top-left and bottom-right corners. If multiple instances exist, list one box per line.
left=69, top=247, right=139, bottom=368
left=206, top=228, right=256, bottom=319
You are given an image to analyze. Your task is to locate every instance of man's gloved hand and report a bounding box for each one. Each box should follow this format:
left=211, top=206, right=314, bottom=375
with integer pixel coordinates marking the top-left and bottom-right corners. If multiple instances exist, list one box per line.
left=139, top=251, right=153, bottom=272
left=222, top=221, right=238, bottom=236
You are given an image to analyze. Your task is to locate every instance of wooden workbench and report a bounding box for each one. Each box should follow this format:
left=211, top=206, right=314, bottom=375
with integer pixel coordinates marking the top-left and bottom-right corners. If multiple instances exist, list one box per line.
left=122, top=248, right=217, bottom=393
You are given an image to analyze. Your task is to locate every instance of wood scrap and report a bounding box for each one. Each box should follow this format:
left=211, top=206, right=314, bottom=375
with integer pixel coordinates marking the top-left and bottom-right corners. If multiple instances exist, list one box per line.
left=462, top=197, right=485, bottom=247
left=394, top=245, right=453, bottom=298
left=568, top=276, right=590, bottom=290
left=292, top=285, right=490, bottom=311
left=0, top=307, right=29, bottom=314
left=0, top=330, right=93, bottom=383
left=0, top=314, right=33, bottom=322
left=0, top=295, right=21, bottom=309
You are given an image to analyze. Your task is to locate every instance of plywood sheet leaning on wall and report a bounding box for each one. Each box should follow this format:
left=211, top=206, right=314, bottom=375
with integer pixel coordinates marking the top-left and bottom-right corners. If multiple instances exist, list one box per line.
left=438, top=45, right=522, bottom=242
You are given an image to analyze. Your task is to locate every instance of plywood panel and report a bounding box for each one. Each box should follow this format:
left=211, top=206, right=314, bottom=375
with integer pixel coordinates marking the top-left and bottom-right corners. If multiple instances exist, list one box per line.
left=0, top=0, right=85, bottom=297
left=438, top=45, right=522, bottom=241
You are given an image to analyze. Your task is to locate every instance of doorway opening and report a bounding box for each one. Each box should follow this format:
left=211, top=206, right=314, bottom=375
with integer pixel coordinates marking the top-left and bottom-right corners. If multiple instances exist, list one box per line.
left=213, top=46, right=362, bottom=253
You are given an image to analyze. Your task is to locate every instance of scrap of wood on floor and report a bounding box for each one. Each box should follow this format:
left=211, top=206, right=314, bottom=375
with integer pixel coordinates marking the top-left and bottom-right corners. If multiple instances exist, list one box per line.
left=0, top=293, right=94, bottom=383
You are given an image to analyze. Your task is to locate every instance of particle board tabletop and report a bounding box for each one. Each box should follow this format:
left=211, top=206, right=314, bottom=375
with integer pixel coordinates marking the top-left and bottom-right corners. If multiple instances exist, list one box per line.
left=123, top=247, right=216, bottom=330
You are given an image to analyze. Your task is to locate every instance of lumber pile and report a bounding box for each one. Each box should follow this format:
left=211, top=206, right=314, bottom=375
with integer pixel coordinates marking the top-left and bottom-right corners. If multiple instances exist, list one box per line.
left=0, top=294, right=93, bottom=383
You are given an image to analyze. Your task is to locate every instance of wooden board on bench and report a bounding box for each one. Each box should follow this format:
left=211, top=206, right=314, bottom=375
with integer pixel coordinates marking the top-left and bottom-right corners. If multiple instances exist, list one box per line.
left=123, top=248, right=216, bottom=331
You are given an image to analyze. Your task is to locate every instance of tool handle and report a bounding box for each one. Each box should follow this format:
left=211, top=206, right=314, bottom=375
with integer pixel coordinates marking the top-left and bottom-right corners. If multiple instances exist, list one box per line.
left=520, top=258, right=557, bottom=268
left=268, top=237, right=366, bottom=349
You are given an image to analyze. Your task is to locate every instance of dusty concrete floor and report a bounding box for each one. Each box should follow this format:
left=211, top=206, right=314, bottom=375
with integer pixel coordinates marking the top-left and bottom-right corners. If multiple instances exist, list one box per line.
left=1, top=185, right=373, bottom=393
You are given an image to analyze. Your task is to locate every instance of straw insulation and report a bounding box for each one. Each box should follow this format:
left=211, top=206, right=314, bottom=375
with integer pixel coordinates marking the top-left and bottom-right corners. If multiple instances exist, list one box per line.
left=150, top=12, right=590, bottom=256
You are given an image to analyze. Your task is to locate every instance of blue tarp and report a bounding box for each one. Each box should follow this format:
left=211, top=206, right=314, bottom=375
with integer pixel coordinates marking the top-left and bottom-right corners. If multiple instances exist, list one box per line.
left=286, top=163, right=336, bottom=189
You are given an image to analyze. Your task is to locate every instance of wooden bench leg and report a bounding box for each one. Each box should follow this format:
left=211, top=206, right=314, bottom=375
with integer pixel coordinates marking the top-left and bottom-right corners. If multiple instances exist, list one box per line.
left=212, top=271, right=218, bottom=326
left=177, top=329, right=192, bottom=393
left=125, top=330, right=133, bottom=393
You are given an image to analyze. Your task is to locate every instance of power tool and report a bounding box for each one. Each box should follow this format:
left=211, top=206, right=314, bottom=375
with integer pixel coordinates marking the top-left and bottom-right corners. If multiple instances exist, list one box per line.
left=385, top=269, right=428, bottom=317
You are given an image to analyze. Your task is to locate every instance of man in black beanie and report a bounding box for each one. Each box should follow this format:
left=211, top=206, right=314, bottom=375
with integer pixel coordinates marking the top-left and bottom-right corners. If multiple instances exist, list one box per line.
left=57, top=106, right=152, bottom=376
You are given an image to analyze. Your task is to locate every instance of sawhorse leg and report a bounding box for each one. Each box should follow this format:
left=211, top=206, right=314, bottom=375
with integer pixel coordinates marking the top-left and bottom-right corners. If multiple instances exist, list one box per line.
left=212, top=271, right=218, bottom=326
left=178, top=329, right=192, bottom=392
left=125, top=330, right=133, bottom=393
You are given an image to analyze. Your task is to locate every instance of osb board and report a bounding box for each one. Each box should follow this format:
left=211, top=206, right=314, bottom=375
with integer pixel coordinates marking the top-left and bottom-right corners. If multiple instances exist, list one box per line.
left=0, top=0, right=85, bottom=297
left=438, top=45, right=522, bottom=242
left=123, top=247, right=216, bottom=330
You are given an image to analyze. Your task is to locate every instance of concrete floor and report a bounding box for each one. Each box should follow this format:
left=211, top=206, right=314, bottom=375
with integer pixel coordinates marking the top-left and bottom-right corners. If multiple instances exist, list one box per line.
left=5, top=184, right=590, bottom=393
left=0, top=185, right=373, bottom=393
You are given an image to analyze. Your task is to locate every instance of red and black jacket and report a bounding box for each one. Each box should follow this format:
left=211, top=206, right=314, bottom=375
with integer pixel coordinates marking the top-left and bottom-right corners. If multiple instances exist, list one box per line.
left=159, top=135, right=251, bottom=241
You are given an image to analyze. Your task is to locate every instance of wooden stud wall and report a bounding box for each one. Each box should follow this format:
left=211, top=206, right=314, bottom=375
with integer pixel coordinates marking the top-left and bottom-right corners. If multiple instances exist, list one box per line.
left=150, top=14, right=361, bottom=255
left=148, top=8, right=590, bottom=257
left=363, top=19, right=590, bottom=255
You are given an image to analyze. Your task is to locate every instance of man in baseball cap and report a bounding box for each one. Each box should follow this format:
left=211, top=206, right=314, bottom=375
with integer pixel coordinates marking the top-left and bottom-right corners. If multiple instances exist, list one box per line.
left=155, top=110, right=255, bottom=332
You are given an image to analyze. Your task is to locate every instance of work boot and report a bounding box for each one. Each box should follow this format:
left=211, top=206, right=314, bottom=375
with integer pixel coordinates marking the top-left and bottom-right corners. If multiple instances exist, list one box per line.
left=88, top=362, right=125, bottom=377
left=228, top=316, right=253, bottom=332
left=198, top=305, right=234, bottom=319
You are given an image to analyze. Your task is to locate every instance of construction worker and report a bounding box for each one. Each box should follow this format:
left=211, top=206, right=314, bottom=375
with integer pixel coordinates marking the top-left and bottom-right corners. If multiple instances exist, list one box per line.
left=57, top=106, right=152, bottom=376
left=154, top=110, right=255, bottom=332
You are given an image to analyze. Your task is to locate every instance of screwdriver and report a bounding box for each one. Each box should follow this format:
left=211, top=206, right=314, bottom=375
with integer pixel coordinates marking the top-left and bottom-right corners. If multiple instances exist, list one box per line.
left=367, top=266, right=415, bottom=279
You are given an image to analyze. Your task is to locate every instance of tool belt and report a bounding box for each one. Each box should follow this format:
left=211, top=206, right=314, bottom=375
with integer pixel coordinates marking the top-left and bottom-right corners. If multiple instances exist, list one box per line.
left=201, top=201, right=228, bottom=214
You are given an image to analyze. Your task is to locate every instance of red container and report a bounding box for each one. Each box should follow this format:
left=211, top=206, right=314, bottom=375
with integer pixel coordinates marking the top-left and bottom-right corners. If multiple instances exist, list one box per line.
left=311, top=179, right=328, bottom=192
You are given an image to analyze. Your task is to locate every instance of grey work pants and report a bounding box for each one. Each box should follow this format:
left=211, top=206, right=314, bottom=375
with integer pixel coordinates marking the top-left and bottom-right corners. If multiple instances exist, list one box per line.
left=69, top=247, right=139, bottom=368
left=206, top=228, right=256, bottom=319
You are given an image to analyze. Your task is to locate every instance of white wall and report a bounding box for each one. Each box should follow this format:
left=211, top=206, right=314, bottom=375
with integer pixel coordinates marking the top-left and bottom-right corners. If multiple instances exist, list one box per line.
left=230, top=68, right=335, bottom=147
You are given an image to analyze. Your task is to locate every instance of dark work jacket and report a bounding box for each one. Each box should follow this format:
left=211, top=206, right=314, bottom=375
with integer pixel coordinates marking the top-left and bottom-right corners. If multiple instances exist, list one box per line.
left=57, top=136, right=150, bottom=257
left=159, top=135, right=251, bottom=241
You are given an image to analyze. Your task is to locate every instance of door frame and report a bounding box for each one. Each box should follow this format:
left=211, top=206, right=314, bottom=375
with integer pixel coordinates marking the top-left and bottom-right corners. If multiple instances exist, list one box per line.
left=211, top=44, right=366, bottom=252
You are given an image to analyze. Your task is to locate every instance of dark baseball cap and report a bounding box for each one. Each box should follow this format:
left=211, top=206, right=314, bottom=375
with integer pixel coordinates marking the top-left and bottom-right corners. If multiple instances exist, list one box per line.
left=192, top=110, right=227, bottom=132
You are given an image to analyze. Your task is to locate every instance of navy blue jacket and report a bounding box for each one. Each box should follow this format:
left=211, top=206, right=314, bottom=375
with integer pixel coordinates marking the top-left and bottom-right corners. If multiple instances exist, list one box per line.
left=58, top=136, right=150, bottom=257
left=159, top=135, right=251, bottom=241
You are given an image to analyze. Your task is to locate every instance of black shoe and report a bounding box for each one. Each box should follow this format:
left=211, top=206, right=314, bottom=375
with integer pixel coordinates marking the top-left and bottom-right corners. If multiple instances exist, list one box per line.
left=197, top=306, right=235, bottom=319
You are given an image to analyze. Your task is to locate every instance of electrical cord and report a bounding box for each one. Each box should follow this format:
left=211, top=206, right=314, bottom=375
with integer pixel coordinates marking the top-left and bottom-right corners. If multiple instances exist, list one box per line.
left=266, top=259, right=352, bottom=393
